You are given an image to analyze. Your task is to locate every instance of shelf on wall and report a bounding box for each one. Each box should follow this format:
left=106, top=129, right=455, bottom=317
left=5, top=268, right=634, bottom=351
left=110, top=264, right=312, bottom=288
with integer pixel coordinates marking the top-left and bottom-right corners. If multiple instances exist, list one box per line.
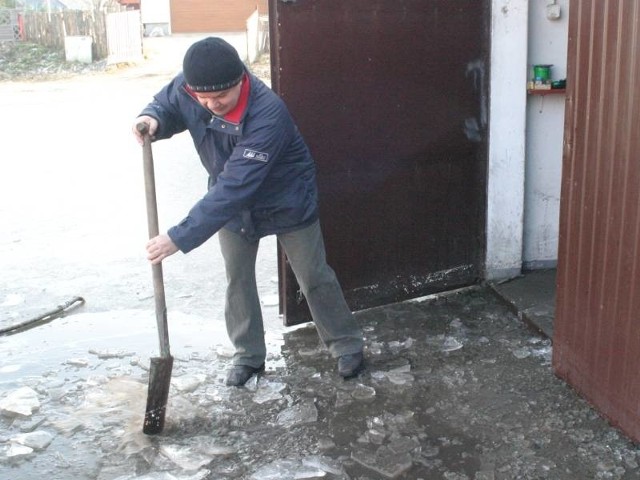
left=527, top=88, right=566, bottom=96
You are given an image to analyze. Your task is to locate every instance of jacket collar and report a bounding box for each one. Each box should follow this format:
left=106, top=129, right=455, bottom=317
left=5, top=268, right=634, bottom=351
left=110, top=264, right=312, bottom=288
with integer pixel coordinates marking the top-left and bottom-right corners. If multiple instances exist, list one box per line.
left=222, top=73, right=250, bottom=124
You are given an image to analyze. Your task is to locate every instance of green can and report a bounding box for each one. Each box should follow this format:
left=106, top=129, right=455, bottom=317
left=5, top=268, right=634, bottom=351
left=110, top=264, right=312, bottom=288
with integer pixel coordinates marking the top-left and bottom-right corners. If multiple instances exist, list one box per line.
left=533, top=64, right=553, bottom=82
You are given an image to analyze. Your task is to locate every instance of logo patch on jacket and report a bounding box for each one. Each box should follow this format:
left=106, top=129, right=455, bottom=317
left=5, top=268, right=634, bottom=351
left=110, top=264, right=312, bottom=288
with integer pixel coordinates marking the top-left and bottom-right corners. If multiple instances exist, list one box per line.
left=243, top=149, right=269, bottom=162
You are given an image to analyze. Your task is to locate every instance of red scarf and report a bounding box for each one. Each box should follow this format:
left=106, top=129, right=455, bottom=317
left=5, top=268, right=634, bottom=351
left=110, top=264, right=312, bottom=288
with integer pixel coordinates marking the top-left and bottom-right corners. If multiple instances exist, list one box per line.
left=223, top=73, right=250, bottom=124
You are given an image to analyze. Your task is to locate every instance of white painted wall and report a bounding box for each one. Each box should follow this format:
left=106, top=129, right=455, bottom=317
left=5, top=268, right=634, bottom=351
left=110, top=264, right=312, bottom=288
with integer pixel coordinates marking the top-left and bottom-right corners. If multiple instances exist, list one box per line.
left=524, top=0, right=569, bottom=268
left=485, top=0, right=569, bottom=279
left=141, top=0, right=171, bottom=24
left=485, top=0, right=529, bottom=280
left=141, top=0, right=171, bottom=36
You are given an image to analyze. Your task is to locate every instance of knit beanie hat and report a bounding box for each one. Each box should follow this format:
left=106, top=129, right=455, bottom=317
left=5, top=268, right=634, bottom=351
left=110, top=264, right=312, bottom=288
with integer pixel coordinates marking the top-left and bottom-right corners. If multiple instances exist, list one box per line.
left=182, top=37, right=244, bottom=92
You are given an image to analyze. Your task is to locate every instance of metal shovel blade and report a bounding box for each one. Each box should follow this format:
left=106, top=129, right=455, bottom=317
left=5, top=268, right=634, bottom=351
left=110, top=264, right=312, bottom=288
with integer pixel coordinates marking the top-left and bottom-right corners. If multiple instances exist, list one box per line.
left=143, top=354, right=174, bottom=435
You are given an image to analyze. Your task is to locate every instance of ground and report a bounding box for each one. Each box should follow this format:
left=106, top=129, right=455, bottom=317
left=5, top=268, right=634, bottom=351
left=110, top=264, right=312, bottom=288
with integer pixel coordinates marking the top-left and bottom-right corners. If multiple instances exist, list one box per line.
left=0, top=42, right=108, bottom=81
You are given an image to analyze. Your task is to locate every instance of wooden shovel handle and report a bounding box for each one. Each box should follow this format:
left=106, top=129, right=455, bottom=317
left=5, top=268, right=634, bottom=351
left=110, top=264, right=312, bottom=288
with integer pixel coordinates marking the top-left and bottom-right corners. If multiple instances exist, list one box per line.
left=138, top=122, right=171, bottom=358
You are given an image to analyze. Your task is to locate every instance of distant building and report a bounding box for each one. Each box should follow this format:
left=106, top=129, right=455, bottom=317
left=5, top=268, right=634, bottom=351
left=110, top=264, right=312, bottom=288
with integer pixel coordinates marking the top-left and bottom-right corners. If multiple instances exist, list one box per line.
left=114, top=0, right=268, bottom=36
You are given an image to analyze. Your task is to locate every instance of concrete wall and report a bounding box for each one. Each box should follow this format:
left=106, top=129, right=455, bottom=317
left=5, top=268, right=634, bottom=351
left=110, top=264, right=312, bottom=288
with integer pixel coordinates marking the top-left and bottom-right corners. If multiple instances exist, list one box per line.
left=524, top=0, right=569, bottom=269
left=485, top=0, right=528, bottom=280
left=486, top=0, right=569, bottom=279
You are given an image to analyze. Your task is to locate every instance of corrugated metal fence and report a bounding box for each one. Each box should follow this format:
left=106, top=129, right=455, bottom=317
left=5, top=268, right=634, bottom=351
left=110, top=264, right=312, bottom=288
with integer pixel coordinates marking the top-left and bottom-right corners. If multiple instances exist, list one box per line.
left=553, top=0, right=640, bottom=442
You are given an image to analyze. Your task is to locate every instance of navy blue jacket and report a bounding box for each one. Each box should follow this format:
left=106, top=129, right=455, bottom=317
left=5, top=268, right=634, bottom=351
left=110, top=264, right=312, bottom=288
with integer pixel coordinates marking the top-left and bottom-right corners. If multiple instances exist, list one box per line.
left=141, top=71, right=319, bottom=253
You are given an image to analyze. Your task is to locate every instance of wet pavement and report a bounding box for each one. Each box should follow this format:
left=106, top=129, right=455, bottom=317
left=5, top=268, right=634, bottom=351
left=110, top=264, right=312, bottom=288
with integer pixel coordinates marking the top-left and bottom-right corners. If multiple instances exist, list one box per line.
left=2, top=285, right=640, bottom=479
left=490, top=269, right=557, bottom=339
left=2, top=37, right=640, bottom=479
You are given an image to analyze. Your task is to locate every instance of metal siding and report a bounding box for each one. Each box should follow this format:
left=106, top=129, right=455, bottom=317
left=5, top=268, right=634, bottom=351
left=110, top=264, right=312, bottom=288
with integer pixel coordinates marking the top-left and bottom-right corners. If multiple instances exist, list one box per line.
left=554, top=0, right=640, bottom=442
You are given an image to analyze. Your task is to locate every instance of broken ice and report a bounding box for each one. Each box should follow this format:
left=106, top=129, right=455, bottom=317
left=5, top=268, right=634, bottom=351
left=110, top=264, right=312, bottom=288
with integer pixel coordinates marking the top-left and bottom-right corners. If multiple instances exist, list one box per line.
left=512, top=347, right=531, bottom=359
left=10, top=430, right=54, bottom=450
left=160, top=444, right=214, bottom=471
left=261, top=294, right=279, bottom=307
left=66, top=358, right=90, bottom=367
left=276, top=399, right=318, bottom=427
left=253, top=380, right=286, bottom=404
left=88, top=348, right=135, bottom=359
left=441, top=336, right=464, bottom=352
left=250, top=456, right=346, bottom=480
left=4, top=443, right=33, bottom=457
left=0, top=386, right=40, bottom=417
left=172, top=374, right=206, bottom=393
left=352, top=445, right=413, bottom=479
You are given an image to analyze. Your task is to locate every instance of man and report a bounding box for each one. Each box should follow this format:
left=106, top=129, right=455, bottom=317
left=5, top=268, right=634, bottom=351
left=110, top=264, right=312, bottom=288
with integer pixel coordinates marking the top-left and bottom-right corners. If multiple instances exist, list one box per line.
left=132, top=37, right=364, bottom=386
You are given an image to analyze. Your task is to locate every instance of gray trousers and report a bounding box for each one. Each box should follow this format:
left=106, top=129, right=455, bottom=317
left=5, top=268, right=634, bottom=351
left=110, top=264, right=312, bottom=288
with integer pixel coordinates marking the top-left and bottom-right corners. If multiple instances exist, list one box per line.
left=218, top=220, right=364, bottom=368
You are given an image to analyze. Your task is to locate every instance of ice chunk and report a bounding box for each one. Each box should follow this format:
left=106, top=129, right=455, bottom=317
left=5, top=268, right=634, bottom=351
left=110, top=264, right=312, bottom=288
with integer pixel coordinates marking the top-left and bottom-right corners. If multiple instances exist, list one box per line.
left=335, top=390, right=353, bottom=409
left=368, top=341, right=384, bottom=355
left=112, top=472, right=210, bottom=480
left=172, top=374, right=206, bottom=393
left=66, top=358, right=90, bottom=367
left=244, top=373, right=260, bottom=392
left=0, top=386, right=40, bottom=417
left=387, top=436, right=420, bottom=455
left=388, top=337, right=415, bottom=353
left=215, top=346, right=234, bottom=358
left=160, top=444, right=212, bottom=472
left=301, top=455, right=345, bottom=475
left=316, top=437, right=336, bottom=451
left=86, top=375, right=110, bottom=386
left=188, top=436, right=236, bottom=456
left=88, top=349, right=135, bottom=359
left=351, top=384, right=376, bottom=401
left=385, top=372, right=414, bottom=385
left=441, top=336, right=464, bottom=352
left=11, top=430, right=54, bottom=450
left=276, top=399, right=318, bottom=428
left=261, top=294, right=279, bottom=307
left=351, top=445, right=413, bottom=478
left=294, top=468, right=326, bottom=479
left=249, top=459, right=301, bottom=480
left=253, top=380, right=286, bottom=404
left=512, top=347, right=531, bottom=359
left=365, top=428, right=387, bottom=444
left=299, top=347, right=322, bottom=357
left=450, top=318, right=464, bottom=329
left=5, top=442, right=34, bottom=457
left=389, top=363, right=412, bottom=374
left=249, top=458, right=329, bottom=480
left=0, top=364, right=21, bottom=373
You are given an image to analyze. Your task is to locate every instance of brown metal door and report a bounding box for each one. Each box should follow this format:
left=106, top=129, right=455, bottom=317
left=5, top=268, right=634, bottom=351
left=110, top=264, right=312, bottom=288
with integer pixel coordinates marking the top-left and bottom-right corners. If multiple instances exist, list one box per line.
left=270, top=0, right=489, bottom=324
left=553, top=1, right=640, bottom=442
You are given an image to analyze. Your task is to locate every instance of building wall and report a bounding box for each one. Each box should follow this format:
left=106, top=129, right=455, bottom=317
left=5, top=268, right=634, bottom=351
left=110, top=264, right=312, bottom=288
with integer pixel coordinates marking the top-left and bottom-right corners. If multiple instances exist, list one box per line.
left=524, top=0, right=569, bottom=269
left=169, top=0, right=268, bottom=33
left=485, top=0, right=528, bottom=280
left=486, top=0, right=569, bottom=279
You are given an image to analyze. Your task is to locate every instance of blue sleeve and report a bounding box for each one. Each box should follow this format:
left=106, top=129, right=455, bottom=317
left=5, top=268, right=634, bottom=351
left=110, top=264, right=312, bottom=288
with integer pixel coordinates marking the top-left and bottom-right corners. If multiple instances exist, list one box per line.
left=167, top=102, right=295, bottom=253
left=139, top=75, right=189, bottom=140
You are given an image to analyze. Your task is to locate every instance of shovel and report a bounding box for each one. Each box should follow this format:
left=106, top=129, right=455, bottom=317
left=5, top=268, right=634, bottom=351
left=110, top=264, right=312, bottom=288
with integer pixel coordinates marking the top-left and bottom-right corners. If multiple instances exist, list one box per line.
left=138, top=123, right=174, bottom=435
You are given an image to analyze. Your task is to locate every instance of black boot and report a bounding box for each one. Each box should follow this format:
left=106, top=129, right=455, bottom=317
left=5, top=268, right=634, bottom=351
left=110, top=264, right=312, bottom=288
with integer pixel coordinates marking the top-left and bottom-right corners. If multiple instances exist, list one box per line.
left=338, top=352, right=364, bottom=378
left=225, top=363, right=265, bottom=386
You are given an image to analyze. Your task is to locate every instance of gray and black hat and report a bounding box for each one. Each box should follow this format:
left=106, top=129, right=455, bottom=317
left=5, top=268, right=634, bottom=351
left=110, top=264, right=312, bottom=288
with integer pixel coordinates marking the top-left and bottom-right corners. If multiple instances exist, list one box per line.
left=182, top=37, right=244, bottom=92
